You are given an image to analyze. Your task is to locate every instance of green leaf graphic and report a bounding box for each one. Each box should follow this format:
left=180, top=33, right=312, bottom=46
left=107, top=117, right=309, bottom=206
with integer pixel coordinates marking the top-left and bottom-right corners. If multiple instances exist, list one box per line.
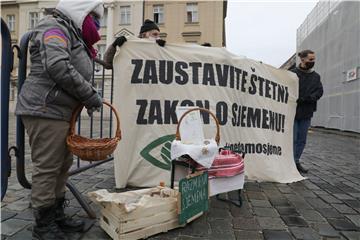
left=140, top=134, right=176, bottom=170
left=160, top=141, right=172, bottom=164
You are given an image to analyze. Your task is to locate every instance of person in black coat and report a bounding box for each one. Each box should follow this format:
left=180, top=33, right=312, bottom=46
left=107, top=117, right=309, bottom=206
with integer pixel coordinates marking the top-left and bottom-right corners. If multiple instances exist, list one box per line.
left=291, top=50, right=323, bottom=174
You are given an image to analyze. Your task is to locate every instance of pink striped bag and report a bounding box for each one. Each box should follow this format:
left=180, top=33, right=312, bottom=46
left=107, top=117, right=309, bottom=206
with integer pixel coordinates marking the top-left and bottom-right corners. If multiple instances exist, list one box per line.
left=196, top=149, right=245, bottom=179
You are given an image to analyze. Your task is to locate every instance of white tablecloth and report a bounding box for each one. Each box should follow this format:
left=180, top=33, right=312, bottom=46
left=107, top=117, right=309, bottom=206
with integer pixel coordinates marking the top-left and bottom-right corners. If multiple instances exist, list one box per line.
left=170, top=139, right=218, bottom=168
left=173, top=167, right=244, bottom=196
left=209, top=173, right=245, bottom=196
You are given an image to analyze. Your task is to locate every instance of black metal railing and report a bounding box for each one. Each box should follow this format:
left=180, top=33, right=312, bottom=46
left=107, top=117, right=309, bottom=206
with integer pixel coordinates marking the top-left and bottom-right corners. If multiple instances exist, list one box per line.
left=1, top=18, right=13, bottom=200
left=15, top=31, right=32, bottom=189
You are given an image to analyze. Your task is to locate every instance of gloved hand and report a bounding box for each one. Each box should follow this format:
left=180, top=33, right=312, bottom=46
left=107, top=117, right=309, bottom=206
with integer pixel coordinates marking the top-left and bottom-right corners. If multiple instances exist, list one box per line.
left=87, top=107, right=101, bottom=117
left=156, top=39, right=166, bottom=47
left=112, top=36, right=127, bottom=48
left=84, top=92, right=103, bottom=109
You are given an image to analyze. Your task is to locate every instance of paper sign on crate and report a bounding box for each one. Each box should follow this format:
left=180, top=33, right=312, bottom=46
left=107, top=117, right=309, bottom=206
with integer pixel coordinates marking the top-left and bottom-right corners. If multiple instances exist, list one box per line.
left=178, top=171, right=209, bottom=225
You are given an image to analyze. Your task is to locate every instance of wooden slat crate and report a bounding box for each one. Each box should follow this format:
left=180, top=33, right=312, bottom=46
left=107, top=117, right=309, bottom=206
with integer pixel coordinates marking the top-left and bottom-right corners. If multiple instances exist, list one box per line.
left=89, top=187, right=182, bottom=240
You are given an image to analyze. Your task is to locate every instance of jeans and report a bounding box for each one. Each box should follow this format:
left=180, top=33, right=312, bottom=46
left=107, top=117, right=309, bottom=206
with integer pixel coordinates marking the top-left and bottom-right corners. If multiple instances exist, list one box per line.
left=293, top=118, right=311, bottom=163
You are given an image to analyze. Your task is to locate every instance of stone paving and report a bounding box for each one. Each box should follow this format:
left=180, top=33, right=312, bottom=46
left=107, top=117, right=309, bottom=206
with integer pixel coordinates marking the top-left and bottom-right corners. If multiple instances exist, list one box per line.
left=1, top=121, right=360, bottom=239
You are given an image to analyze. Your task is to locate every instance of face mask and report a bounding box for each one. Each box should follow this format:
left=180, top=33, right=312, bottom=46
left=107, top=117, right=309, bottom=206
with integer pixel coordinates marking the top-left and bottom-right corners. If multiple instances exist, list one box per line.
left=82, top=15, right=101, bottom=58
left=305, top=61, right=315, bottom=69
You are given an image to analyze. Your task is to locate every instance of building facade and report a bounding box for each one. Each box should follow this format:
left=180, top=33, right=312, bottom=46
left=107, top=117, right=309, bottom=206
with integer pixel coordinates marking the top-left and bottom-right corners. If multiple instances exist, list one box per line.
left=1, top=0, right=20, bottom=101
left=100, top=1, right=144, bottom=55
left=1, top=0, right=19, bottom=44
left=295, top=1, right=360, bottom=132
left=1, top=0, right=226, bottom=53
left=143, top=0, right=226, bottom=46
left=1, top=0, right=226, bottom=104
left=280, top=54, right=296, bottom=70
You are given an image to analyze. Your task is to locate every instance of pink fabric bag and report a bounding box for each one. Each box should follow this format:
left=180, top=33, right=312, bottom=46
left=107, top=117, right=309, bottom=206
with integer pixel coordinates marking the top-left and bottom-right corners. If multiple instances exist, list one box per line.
left=196, top=149, right=245, bottom=179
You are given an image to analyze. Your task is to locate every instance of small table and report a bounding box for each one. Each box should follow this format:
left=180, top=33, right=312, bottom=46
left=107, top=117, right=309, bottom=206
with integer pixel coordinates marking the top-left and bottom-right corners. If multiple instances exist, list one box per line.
left=170, top=160, right=244, bottom=207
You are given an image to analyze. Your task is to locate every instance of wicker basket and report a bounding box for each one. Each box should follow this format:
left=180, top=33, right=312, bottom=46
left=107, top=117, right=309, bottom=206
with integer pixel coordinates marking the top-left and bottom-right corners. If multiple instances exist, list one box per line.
left=175, top=107, right=220, bottom=145
left=66, top=101, right=121, bottom=161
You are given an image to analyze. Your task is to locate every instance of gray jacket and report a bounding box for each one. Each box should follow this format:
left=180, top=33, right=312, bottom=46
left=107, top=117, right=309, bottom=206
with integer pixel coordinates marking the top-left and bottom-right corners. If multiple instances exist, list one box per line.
left=15, top=11, right=100, bottom=121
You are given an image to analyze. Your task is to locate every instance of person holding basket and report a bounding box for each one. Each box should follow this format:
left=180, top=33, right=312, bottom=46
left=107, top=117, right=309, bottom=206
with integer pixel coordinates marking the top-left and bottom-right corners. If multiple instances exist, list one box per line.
left=15, top=0, right=104, bottom=239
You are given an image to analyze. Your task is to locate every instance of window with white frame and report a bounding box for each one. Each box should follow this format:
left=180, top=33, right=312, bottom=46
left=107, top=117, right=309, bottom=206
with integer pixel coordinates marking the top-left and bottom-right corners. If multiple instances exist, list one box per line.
left=29, top=12, right=39, bottom=29
left=186, top=3, right=198, bottom=23
left=153, top=5, right=164, bottom=24
left=7, top=15, right=15, bottom=32
left=120, top=6, right=131, bottom=25
left=100, top=8, right=107, bottom=27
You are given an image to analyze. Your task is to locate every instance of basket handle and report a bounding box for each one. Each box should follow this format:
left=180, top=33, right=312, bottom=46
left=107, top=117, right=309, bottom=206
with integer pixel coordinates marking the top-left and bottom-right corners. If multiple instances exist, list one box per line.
left=69, top=101, right=121, bottom=140
left=175, top=107, right=220, bottom=145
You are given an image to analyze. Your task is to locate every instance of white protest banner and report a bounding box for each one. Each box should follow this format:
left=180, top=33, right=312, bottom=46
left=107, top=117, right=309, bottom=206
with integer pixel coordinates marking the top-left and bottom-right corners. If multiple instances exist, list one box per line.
left=113, top=39, right=304, bottom=188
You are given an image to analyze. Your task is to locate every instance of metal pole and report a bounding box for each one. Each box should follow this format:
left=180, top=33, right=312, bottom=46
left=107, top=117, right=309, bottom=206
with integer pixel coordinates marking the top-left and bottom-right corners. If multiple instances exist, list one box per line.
left=66, top=181, right=97, bottom=219
left=69, top=157, right=113, bottom=176
left=16, top=32, right=33, bottom=189
left=1, top=18, right=14, bottom=200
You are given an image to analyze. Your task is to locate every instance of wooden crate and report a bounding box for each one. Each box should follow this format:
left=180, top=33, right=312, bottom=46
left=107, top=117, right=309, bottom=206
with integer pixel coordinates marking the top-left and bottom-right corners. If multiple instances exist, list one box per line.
left=89, top=187, right=182, bottom=240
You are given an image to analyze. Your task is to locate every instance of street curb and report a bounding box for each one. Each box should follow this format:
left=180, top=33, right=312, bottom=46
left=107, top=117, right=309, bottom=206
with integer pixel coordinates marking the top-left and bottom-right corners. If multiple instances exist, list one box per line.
left=310, top=126, right=360, bottom=139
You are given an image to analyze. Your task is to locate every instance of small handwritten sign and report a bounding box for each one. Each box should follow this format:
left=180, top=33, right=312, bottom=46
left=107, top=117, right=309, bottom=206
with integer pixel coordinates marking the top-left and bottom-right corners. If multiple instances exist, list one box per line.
left=176, top=106, right=205, bottom=145
left=178, top=171, right=209, bottom=225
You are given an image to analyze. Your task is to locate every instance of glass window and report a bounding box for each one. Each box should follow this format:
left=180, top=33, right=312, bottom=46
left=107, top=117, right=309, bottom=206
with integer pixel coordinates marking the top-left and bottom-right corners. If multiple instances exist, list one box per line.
left=100, top=8, right=107, bottom=27
left=186, top=3, right=198, bottom=23
left=120, top=6, right=131, bottom=25
left=7, top=15, right=15, bottom=32
left=29, top=12, right=39, bottom=29
left=153, top=5, right=164, bottom=24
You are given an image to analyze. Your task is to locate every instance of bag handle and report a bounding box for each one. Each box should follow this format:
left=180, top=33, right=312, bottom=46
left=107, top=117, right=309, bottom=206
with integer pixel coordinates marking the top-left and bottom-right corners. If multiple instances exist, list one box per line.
left=68, top=101, right=121, bottom=140
left=175, top=107, right=220, bottom=145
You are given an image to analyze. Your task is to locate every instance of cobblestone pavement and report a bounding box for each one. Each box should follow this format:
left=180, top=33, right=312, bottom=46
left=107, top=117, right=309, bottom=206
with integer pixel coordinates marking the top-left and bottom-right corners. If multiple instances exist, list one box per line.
left=1, top=124, right=360, bottom=239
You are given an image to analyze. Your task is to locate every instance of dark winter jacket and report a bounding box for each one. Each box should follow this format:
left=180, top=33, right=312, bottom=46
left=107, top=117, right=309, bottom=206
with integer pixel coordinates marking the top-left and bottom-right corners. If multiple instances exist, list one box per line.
left=291, top=66, right=323, bottom=120
left=15, top=2, right=102, bottom=122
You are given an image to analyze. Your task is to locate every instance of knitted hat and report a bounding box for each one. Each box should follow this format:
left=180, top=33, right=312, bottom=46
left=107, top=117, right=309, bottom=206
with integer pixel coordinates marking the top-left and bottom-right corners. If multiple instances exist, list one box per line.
left=139, top=19, right=160, bottom=34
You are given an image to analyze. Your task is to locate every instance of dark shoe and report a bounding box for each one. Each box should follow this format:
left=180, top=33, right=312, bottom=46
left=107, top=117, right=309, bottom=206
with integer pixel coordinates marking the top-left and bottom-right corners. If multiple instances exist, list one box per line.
left=55, top=197, right=84, bottom=233
left=33, top=205, right=68, bottom=240
left=296, top=163, right=308, bottom=173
